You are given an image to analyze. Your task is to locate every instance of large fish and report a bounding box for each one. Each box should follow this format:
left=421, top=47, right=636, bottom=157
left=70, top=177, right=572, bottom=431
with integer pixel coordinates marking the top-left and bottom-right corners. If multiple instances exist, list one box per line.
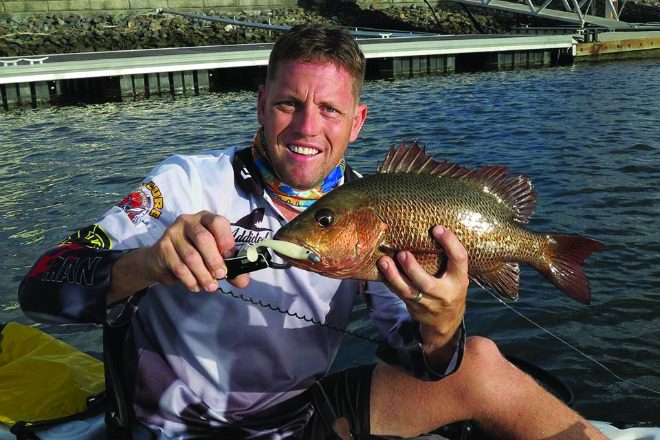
left=273, top=143, right=603, bottom=304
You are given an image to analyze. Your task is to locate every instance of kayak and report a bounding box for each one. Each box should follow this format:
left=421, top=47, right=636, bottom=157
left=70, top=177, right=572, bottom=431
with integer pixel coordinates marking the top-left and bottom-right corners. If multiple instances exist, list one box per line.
left=1, top=323, right=657, bottom=439
left=591, top=421, right=660, bottom=440
left=0, top=413, right=105, bottom=440
left=1, top=414, right=659, bottom=439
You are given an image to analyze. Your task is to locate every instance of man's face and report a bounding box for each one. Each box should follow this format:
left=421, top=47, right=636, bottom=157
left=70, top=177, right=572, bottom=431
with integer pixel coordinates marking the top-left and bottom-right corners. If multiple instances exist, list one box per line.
left=257, top=60, right=368, bottom=190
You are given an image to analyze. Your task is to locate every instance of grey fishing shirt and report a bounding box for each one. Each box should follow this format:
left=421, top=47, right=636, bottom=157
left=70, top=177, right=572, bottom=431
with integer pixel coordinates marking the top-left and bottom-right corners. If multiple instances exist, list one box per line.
left=20, top=145, right=465, bottom=439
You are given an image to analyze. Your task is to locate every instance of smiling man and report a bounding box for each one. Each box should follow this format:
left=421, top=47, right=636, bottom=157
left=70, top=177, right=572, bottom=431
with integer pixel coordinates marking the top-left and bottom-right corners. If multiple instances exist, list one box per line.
left=258, top=61, right=367, bottom=191
left=19, top=24, right=606, bottom=440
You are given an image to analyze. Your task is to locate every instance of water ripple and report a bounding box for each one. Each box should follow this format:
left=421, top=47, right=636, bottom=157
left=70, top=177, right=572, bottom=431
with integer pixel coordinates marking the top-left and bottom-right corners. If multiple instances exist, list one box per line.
left=1, top=59, right=660, bottom=423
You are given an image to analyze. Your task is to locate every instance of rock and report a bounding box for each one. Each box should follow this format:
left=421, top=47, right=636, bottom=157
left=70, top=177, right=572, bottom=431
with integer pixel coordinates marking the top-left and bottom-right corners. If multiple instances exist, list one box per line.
left=1, top=2, right=659, bottom=56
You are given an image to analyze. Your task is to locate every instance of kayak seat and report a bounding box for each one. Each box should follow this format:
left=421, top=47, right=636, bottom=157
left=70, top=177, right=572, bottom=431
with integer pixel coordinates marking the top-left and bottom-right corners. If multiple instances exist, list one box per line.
left=104, top=290, right=148, bottom=440
left=104, top=319, right=133, bottom=439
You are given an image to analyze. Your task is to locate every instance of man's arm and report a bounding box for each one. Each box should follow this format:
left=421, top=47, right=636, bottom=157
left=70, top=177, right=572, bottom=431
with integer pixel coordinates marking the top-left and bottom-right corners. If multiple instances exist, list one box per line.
left=19, top=212, right=250, bottom=324
left=18, top=242, right=130, bottom=324
left=107, top=211, right=250, bottom=305
left=105, top=247, right=160, bottom=305
left=376, top=225, right=468, bottom=373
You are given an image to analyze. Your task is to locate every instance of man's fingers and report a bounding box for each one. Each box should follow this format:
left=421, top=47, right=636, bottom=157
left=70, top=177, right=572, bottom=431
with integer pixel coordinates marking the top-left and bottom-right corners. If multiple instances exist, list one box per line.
left=377, top=255, right=418, bottom=302
left=227, top=273, right=250, bottom=289
left=201, top=213, right=236, bottom=258
left=169, top=213, right=229, bottom=292
left=186, top=220, right=227, bottom=280
left=151, top=212, right=248, bottom=293
left=395, top=251, right=438, bottom=296
left=159, top=239, right=202, bottom=292
left=432, top=226, right=468, bottom=278
left=176, top=237, right=222, bottom=292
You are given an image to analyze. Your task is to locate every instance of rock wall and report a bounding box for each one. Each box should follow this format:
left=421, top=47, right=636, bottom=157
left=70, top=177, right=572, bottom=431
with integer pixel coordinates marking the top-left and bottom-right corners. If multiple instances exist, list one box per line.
left=0, top=0, right=427, bottom=17
left=0, top=0, right=291, bottom=16
left=0, top=4, right=513, bottom=56
left=1, top=0, right=658, bottom=57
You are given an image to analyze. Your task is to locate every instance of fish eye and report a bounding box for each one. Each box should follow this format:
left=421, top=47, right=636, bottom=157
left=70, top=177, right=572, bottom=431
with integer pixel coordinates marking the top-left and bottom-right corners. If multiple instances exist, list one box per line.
left=314, top=209, right=335, bottom=228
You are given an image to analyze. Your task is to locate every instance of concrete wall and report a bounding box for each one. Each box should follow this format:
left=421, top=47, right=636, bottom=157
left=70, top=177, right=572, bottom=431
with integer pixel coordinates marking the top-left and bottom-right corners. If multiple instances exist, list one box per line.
left=0, top=0, right=426, bottom=16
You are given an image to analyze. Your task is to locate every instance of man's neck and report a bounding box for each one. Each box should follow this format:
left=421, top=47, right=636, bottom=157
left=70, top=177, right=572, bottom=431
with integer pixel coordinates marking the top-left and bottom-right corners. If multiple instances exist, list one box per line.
left=272, top=196, right=300, bottom=222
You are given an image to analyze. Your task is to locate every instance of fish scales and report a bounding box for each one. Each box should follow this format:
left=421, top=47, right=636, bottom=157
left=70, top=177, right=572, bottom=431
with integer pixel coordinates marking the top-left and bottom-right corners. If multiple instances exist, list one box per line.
left=274, top=143, right=603, bottom=304
left=345, top=173, right=542, bottom=275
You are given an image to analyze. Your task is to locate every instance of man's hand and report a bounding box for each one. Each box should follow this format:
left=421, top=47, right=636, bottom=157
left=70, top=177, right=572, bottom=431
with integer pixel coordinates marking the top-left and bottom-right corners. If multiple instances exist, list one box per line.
left=376, top=225, right=468, bottom=367
left=107, top=211, right=249, bottom=304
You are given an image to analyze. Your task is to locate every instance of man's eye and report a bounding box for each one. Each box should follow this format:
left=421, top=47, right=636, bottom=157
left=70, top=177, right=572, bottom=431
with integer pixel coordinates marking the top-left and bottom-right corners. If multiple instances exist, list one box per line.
left=322, top=107, right=344, bottom=119
left=277, top=101, right=296, bottom=110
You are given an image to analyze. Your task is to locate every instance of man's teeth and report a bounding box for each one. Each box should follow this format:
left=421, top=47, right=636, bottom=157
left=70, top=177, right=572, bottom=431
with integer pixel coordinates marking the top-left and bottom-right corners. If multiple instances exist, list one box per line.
left=288, top=145, right=319, bottom=156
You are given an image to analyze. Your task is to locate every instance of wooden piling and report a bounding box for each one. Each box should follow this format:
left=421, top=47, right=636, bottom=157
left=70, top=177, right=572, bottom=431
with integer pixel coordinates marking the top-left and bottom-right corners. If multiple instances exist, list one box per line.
left=371, top=55, right=456, bottom=78
left=157, top=73, right=170, bottom=95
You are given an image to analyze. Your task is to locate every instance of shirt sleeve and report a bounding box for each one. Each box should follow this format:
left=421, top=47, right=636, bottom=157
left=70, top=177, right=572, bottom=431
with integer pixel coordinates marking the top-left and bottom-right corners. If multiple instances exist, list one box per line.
left=18, top=154, right=201, bottom=325
left=18, top=243, right=131, bottom=324
left=364, top=281, right=466, bottom=381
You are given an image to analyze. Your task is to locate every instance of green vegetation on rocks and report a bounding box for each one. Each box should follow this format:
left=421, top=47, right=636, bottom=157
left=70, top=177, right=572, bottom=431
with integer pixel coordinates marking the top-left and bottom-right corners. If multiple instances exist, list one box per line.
left=0, top=4, right=508, bottom=56
left=0, top=1, right=658, bottom=57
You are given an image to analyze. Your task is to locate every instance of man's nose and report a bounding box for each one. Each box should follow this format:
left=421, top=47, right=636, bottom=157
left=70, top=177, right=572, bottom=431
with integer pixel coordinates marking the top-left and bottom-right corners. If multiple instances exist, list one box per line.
left=293, top=105, right=321, bottom=136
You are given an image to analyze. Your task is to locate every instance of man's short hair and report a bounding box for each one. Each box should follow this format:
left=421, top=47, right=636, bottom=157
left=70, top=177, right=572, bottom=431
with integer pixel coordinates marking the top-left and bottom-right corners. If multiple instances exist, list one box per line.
left=267, top=24, right=366, bottom=101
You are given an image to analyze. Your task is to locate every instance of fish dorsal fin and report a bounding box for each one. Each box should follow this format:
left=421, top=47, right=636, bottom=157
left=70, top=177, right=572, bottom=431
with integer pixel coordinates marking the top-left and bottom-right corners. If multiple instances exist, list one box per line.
left=378, top=143, right=537, bottom=224
left=378, top=141, right=472, bottom=178
left=469, top=166, right=537, bottom=223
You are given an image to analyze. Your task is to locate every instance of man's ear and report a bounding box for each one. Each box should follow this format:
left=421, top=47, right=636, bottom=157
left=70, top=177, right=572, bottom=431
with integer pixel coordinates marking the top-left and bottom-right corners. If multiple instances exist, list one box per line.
left=349, top=104, right=368, bottom=143
left=257, top=84, right=266, bottom=126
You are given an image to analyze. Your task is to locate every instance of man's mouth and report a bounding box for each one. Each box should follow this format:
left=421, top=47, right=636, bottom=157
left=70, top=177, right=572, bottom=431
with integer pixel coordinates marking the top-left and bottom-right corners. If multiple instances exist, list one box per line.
left=287, top=144, right=320, bottom=156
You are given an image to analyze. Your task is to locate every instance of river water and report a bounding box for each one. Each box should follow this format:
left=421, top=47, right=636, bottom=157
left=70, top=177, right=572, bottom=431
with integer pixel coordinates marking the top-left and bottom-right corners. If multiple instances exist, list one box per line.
left=1, top=58, right=659, bottom=425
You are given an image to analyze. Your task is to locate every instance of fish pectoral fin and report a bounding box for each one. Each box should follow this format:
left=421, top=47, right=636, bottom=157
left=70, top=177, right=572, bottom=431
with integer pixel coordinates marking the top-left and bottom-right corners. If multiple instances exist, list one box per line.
left=473, top=263, right=520, bottom=301
left=378, top=243, right=398, bottom=257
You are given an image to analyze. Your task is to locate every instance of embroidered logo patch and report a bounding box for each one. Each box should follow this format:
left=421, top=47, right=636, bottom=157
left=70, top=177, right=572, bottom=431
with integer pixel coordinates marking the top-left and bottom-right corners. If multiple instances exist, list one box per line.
left=60, top=224, right=112, bottom=249
left=118, top=181, right=164, bottom=225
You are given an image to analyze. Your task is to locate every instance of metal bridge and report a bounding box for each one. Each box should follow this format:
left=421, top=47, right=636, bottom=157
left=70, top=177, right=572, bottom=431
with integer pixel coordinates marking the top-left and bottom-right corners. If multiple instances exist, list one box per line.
left=446, top=0, right=647, bottom=29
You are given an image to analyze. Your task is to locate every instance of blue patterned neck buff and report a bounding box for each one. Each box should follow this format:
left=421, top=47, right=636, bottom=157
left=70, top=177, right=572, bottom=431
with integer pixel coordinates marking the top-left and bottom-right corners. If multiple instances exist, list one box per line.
left=251, top=127, right=346, bottom=212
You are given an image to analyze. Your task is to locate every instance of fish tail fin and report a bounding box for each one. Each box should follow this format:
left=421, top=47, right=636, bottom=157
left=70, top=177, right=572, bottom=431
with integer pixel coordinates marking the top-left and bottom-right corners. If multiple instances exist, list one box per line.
left=533, top=235, right=604, bottom=304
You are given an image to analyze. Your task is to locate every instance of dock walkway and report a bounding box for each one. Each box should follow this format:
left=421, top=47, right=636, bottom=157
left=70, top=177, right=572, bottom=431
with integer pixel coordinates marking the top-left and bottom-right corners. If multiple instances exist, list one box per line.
left=2, top=30, right=658, bottom=110
left=0, top=34, right=575, bottom=109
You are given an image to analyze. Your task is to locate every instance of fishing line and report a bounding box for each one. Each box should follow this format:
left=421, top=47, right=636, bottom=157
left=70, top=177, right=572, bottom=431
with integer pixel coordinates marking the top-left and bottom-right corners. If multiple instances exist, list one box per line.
left=472, top=279, right=660, bottom=397
left=218, top=254, right=660, bottom=396
left=217, top=285, right=383, bottom=344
